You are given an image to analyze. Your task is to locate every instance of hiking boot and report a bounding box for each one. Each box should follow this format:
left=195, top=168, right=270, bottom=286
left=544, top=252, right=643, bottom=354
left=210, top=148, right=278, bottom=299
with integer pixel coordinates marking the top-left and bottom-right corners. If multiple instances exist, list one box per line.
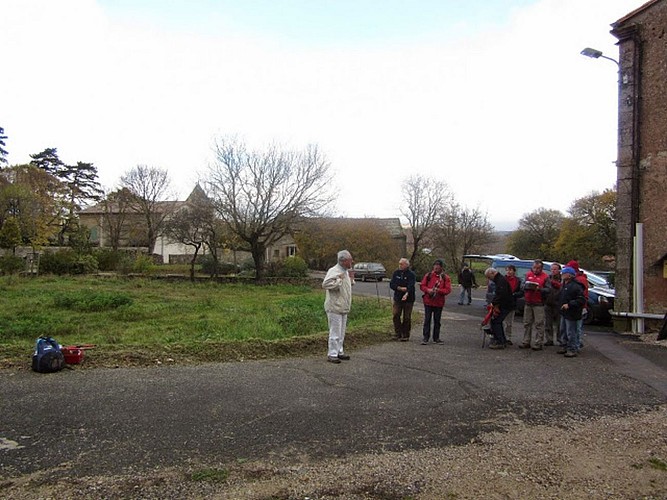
left=400, top=338, right=409, bottom=342
left=337, top=354, right=350, bottom=361
left=489, top=343, right=505, bottom=349
left=421, top=340, right=429, bottom=345
left=519, top=343, right=531, bottom=349
left=457, top=302, right=463, bottom=305
left=531, top=346, right=543, bottom=351
left=391, top=336, right=401, bottom=341
left=434, top=339, right=444, bottom=344
left=327, top=356, right=341, bottom=364
left=564, top=351, right=578, bottom=358
left=557, top=348, right=567, bottom=354
left=506, top=340, right=513, bottom=346
left=544, top=341, right=554, bottom=346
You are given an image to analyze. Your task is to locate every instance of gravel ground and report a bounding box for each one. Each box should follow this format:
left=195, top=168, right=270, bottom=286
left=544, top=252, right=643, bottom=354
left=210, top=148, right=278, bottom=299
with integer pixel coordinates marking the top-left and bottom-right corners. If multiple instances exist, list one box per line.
left=3, top=405, right=666, bottom=499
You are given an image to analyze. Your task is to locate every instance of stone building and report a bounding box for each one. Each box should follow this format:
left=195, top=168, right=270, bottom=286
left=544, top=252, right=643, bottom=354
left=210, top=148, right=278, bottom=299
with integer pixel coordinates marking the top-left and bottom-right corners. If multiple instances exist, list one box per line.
left=611, top=0, right=667, bottom=328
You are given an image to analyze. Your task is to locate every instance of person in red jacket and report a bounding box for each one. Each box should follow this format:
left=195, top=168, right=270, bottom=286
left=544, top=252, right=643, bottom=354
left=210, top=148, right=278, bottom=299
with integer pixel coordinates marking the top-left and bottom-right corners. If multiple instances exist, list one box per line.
left=520, top=259, right=551, bottom=350
left=503, top=264, right=522, bottom=346
left=544, top=263, right=562, bottom=346
left=420, top=259, right=452, bottom=345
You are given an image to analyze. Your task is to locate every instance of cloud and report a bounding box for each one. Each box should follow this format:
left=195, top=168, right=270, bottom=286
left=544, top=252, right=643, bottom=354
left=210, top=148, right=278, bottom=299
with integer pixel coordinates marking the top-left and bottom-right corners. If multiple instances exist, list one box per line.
left=0, top=0, right=639, bottom=229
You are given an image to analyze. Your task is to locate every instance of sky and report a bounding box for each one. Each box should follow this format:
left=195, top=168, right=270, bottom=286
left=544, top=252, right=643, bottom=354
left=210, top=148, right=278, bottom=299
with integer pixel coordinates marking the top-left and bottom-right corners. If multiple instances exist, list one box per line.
left=1, top=0, right=644, bottom=230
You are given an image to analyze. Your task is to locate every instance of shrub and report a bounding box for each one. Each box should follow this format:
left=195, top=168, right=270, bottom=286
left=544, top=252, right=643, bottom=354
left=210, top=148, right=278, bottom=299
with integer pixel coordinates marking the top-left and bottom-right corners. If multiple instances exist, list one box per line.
left=39, top=250, right=99, bottom=275
left=280, top=256, right=308, bottom=277
left=200, top=255, right=239, bottom=276
left=94, top=249, right=128, bottom=272
left=118, top=253, right=154, bottom=274
left=0, top=255, right=26, bottom=275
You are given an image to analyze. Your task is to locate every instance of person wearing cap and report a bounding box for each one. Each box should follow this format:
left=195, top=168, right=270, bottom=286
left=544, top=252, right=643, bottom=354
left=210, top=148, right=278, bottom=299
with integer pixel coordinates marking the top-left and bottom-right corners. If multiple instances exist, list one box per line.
left=544, top=263, right=562, bottom=346
left=419, top=259, right=452, bottom=345
left=566, top=259, right=589, bottom=350
left=322, top=249, right=354, bottom=364
left=389, top=257, right=417, bottom=341
left=558, top=266, right=586, bottom=357
left=457, top=263, right=477, bottom=306
left=484, top=267, right=513, bottom=349
left=520, top=259, right=551, bottom=350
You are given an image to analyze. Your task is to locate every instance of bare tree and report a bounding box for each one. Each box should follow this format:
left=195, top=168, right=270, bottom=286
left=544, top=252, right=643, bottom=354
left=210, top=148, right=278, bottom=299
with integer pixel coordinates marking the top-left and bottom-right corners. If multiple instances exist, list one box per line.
left=206, top=137, right=334, bottom=279
left=435, top=203, right=495, bottom=270
left=101, top=188, right=133, bottom=251
left=120, top=165, right=174, bottom=254
left=400, top=175, right=452, bottom=265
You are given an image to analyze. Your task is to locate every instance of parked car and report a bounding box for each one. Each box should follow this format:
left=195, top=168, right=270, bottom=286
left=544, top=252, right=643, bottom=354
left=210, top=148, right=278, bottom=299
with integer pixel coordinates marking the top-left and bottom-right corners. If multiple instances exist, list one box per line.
left=353, top=262, right=386, bottom=282
left=463, top=255, right=614, bottom=325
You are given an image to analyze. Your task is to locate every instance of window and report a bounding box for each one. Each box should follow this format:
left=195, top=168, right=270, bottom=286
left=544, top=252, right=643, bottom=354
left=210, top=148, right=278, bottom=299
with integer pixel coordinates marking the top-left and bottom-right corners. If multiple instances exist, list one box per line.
left=287, top=245, right=297, bottom=257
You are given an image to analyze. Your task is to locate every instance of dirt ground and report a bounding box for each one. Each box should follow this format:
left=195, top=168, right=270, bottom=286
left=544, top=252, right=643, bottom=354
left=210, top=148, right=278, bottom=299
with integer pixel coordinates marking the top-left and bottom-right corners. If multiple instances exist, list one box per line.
left=3, top=404, right=666, bottom=499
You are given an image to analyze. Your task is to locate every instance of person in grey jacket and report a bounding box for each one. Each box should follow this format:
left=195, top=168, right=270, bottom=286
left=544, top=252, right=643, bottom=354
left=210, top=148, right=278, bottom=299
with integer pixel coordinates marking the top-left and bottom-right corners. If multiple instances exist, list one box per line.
left=322, top=249, right=354, bottom=364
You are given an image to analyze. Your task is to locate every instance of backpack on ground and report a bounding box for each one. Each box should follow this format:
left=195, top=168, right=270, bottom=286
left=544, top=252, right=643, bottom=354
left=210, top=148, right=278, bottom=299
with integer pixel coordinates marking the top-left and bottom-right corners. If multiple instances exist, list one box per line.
left=32, top=336, right=65, bottom=373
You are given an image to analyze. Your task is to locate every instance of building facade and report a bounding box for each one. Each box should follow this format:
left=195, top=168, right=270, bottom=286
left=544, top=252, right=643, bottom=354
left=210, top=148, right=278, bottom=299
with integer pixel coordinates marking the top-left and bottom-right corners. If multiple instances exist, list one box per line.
left=611, top=0, right=667, bottom=327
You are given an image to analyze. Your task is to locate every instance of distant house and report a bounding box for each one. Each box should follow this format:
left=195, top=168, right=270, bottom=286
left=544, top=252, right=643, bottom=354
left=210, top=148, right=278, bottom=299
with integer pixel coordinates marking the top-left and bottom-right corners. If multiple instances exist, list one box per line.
left=611, top=0, right=667, bottom=327
left=79, top=186, right=218, bottom=264
left=81, top=189, right=406, bottom=267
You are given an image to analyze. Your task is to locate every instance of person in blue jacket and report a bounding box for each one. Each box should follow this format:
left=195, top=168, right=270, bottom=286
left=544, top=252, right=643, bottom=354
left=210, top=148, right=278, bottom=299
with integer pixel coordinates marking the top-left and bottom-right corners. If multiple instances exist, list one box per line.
left=389, top=258, right=416, bottom=341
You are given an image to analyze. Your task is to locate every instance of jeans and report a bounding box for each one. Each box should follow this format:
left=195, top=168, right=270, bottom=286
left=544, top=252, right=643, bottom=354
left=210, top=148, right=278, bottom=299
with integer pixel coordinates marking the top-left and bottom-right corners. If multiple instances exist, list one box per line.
left=392, top=300, right=414, bottom=339
left=423, top=305, right=443, bottom=342
left=560, top=316, right=579, bottom=353
left=327, top=312, right=347, bottom=358
left=490, top=307, right=510, bottom=345
left=458, top=286, right=472, bottom=304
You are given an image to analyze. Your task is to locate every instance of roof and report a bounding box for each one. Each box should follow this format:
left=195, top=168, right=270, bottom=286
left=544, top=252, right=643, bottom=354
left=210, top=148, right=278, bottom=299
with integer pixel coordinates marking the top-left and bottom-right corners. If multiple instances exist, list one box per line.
left=612, top=0, right=663, bottom=27
left=300, top=217, right=405, bottom=239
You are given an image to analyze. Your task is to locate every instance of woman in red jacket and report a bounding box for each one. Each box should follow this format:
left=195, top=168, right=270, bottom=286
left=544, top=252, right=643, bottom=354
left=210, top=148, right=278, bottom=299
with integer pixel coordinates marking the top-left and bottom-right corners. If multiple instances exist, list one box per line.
left=420, top=259, right=452, bottom=345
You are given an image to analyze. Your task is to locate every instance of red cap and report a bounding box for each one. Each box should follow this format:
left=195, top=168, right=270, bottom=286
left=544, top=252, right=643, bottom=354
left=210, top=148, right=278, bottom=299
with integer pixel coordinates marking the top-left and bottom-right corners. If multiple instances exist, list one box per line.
left=566, top=260, right=580, bottom=272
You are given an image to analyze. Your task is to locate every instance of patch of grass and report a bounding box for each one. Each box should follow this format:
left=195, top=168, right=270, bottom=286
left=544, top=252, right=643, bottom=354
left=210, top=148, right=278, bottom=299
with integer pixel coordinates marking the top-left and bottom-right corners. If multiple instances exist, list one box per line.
left=648, top=457, right=667, bottom=471
left=189, top=468, right=229, bottom=482
left=0, top=276, right=392, bottom=369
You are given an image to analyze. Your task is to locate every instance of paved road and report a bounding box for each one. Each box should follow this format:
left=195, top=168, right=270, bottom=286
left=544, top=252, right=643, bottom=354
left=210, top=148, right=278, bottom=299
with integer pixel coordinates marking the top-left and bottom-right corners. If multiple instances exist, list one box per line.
left=1, top=284, right=666, bottom=480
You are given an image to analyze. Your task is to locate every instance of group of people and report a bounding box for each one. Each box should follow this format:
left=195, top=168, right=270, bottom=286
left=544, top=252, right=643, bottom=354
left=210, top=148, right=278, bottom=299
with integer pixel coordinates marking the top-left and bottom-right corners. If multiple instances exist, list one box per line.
left=321, top=251, right=588, bottom=364
left=485, top=259, right=589, bottom=357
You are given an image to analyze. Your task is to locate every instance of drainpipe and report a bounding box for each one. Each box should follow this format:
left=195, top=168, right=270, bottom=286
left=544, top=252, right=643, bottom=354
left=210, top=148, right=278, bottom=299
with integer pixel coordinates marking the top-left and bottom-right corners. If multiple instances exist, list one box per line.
left=633, top=222, right=644, bottom=334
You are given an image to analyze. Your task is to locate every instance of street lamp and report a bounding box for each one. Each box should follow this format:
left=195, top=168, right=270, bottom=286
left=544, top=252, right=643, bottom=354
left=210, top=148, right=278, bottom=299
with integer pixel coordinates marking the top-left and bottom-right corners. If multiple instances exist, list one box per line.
left=580, top=47, right=620, bottom=68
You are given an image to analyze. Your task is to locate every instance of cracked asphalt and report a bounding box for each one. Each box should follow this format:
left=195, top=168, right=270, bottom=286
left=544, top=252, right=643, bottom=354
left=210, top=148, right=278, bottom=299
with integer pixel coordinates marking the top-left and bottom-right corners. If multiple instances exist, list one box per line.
left=1, top=285, right=665, bottom=480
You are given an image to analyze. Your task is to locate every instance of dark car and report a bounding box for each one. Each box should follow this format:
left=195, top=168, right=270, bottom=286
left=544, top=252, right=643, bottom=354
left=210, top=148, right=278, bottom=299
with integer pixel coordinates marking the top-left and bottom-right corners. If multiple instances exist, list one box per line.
left=463, top=255, right=615, bottom=325
left=353, top=262, right=386, bottom=282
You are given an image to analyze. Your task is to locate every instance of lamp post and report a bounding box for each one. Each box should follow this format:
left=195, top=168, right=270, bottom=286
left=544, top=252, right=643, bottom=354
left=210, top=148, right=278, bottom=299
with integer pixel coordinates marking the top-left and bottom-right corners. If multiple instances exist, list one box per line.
left=580, top=47, right=620, bottom=68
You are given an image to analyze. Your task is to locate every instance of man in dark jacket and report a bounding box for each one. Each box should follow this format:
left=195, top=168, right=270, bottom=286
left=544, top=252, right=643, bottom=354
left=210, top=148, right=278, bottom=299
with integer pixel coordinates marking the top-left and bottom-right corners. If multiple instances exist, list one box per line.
left=389, top=258, right=416, bottom=341
left=484, top=267, right=513, bottom=349
left=558, top=266, right=586, bottom=358
left=457, top=264, right=477, bottom=305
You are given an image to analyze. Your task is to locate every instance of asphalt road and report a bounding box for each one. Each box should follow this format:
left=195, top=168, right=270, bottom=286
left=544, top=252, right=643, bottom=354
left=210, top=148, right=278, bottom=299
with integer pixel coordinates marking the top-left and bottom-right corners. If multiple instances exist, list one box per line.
left=1, top=284, right=666, bottom=480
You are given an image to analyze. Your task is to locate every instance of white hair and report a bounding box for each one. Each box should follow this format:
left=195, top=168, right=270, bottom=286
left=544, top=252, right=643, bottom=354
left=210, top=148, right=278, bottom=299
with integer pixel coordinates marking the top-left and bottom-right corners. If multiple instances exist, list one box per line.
left=337, top=250, right=352, bottom=263
left=484, top=267, right=497, bottom=278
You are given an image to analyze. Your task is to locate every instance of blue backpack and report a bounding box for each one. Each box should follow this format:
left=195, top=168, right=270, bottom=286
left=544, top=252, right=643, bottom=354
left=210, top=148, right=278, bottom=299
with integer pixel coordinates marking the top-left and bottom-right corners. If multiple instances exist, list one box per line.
left=32, top=336, right=65, bottom=373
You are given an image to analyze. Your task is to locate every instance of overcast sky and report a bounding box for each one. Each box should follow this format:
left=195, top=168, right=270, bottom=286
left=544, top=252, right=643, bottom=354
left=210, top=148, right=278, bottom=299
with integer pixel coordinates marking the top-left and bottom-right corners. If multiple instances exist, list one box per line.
left=1, top=0, right=643, bottom=230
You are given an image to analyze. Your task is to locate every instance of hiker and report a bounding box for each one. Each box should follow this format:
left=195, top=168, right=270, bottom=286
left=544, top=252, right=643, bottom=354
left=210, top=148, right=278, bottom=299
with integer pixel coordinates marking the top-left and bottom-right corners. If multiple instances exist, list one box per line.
left=322, top=250, right=354, bottom=364
left=557, top=266, right=586, bottom=358
left=389, top=257, right=417, bottom=341
left=419, top=259, right=452, bottom=345
left=457, top=263, right=477, bottom=305
left=485, top=267, right=513, bottom=349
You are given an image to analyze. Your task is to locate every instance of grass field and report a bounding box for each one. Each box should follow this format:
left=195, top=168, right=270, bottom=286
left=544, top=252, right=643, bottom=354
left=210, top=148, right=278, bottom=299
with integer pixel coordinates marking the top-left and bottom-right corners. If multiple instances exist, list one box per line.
left=0, top=275, right=393, bottom=369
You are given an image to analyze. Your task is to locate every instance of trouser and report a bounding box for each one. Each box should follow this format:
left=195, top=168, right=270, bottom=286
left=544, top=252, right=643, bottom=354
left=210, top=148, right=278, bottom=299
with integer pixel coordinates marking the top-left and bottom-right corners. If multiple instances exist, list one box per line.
left=392, top=300, right=414, bottom=339
left=490, top=307, right=510, bottom=345
left=423, top=305, right=443, bottom=342
left=560, top=317, right=580, bottom=353
left=523, top=304, right=545, bottom=348
left=458, top=286, right=472, bottom=304
left=327, top=312, right=347, bottom=358
left=503, top=309, right=516, bottom=341
left=544, top=303, right=560, bottom=344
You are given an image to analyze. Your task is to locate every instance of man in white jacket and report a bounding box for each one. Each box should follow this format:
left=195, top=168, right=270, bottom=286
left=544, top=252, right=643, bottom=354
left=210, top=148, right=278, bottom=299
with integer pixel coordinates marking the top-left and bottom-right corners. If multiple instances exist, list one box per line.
left=322, top=249, right=354, bottom=364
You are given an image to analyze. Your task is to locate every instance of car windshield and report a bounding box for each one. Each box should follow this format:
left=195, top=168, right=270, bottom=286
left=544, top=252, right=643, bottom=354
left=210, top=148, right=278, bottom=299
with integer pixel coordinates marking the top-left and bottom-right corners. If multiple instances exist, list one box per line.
left=584, top=270, right=611, bottom=288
